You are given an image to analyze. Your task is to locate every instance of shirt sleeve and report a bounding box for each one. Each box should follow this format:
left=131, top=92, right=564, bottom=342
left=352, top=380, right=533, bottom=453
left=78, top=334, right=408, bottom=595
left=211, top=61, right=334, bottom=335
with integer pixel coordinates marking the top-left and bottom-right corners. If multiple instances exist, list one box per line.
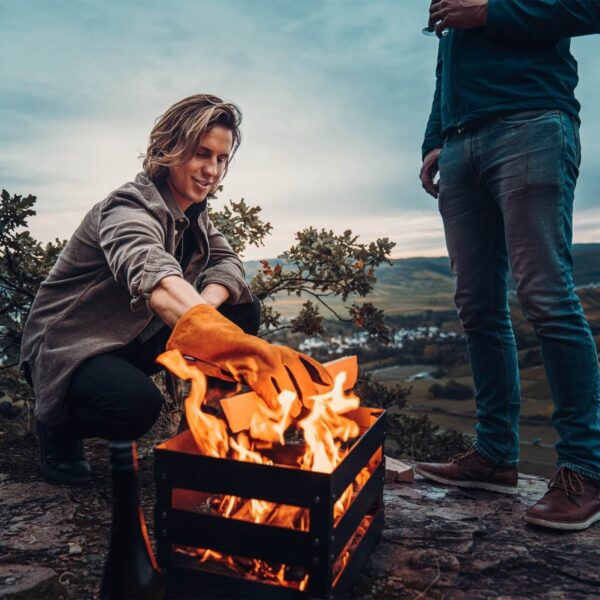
left=98, top=194, right=184, bottom=312
left=422, top=45, right=444, bottom=160
left=195, top=215, right=253, bottom=305
left=486, top=0, right=600, bottom=42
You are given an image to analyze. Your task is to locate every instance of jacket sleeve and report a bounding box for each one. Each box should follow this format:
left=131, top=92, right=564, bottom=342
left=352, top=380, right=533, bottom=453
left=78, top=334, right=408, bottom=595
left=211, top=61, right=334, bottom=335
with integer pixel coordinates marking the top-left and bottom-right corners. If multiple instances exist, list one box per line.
left=486, top=0, right=600, bottom=41
left=196, top=215, right=253, bottom=305
left=422, top=45, right=444, bottom=160
left=99, top=195, right=184, bottom=312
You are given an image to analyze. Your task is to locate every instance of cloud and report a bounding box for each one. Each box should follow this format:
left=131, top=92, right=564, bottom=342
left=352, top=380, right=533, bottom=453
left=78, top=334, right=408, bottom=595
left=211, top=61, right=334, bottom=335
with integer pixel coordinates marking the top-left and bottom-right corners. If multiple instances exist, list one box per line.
left=2, top=0, right=600, bottom=257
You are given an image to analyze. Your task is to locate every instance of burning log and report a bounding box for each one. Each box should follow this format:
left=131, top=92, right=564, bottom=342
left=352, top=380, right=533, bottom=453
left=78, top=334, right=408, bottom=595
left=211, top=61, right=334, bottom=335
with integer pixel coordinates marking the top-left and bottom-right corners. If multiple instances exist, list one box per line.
left=154, top=352, right=385, bottom=599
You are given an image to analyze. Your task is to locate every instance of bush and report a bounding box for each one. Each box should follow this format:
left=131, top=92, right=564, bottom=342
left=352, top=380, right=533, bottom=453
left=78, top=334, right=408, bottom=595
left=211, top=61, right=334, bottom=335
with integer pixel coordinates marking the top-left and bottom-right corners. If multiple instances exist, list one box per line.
left=387, top=414, right=473, bottom=462
left=429, top=379, right=473, bottom=400
left=358, top=371, right=473, bottom=459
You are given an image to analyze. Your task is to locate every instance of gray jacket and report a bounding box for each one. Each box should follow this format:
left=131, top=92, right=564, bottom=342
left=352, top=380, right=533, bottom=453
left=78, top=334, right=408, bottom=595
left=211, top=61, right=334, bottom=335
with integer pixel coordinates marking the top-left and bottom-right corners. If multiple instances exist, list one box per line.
left=20, top=172, right=252, bottom=425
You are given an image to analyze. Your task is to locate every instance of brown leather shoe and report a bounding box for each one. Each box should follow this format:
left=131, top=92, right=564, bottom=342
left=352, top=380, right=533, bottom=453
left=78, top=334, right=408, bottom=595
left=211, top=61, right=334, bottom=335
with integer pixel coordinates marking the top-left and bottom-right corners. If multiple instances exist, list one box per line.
left=415, top=447, right=518, bottom=495
left=525, top=467, right=600, bottom=531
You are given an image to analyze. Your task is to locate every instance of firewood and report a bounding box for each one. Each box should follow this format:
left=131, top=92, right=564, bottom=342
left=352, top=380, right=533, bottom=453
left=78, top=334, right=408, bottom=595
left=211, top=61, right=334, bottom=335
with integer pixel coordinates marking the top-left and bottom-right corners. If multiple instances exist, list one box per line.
left=385, top=457, right=414, bottom=484
left=219, top=356, right=358, bottom=433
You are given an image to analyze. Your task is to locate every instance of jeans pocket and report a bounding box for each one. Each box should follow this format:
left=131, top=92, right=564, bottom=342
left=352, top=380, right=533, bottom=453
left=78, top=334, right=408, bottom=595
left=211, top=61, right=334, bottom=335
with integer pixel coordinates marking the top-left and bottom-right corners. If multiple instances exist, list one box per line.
left=570, top=115, right=582, bottom=168
left=524, top=112, right=563, bottom=186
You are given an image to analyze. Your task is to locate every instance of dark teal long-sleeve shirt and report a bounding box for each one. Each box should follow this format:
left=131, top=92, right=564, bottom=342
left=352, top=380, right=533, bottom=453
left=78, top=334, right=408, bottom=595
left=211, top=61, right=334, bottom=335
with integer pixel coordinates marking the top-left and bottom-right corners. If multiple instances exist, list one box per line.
left=422, top=0, right=600, bottom=159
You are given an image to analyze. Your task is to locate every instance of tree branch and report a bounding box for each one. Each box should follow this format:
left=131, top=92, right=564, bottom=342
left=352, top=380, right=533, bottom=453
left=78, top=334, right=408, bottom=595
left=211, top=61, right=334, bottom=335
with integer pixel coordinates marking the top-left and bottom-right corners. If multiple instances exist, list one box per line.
left=259, top=324, right=292, bottom=338
left=301, top=289, right=352, bottom=322
left=0, top=277, right=35, bottom=299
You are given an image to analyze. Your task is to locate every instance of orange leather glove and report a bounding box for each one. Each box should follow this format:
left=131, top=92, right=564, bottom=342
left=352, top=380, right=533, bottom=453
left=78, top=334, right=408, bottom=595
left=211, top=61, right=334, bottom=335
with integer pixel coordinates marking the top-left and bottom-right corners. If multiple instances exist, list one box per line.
left=166, top=303, right=332, bottom=408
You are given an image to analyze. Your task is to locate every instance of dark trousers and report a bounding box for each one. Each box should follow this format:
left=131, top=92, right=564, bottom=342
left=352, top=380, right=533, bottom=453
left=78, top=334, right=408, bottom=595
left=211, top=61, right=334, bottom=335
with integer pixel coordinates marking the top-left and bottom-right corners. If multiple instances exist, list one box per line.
left=438, top=110, right=600, bottom=479
left=65, top=297, right=261, bottom=441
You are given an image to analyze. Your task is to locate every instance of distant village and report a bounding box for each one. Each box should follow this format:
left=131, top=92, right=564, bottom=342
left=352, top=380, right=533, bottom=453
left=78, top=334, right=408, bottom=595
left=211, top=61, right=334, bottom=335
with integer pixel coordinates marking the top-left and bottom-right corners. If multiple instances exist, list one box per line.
left=299, top=325, right=459, bottom=356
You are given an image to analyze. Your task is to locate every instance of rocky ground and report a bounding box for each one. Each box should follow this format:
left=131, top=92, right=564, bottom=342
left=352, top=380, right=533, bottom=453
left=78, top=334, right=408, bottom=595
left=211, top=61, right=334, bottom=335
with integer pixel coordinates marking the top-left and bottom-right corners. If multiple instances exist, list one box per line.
left=1, top=417, right=599, bottom=599
left=359, top=475, right=600, bottom=599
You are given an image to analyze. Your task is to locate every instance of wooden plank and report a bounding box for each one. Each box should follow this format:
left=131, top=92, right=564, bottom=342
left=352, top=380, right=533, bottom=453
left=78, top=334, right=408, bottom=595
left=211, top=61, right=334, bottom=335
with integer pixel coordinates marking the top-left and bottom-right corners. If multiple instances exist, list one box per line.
left=321, top=355, right=358, bottom=391
left=384, top=457, right=414, bottom=484
left=219, top=391, right=262, bottom=434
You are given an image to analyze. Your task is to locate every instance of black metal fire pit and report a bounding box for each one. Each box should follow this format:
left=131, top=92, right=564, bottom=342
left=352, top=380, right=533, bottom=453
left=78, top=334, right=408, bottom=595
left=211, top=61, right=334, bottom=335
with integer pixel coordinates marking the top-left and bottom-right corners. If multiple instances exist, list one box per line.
left=154, top=407, right=385, bottom=599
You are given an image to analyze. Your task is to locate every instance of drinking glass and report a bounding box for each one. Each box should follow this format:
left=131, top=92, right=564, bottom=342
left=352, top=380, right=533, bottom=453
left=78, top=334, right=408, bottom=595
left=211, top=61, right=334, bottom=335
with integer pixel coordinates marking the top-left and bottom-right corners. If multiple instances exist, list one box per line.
left=422, top=23, right=449, bottom=37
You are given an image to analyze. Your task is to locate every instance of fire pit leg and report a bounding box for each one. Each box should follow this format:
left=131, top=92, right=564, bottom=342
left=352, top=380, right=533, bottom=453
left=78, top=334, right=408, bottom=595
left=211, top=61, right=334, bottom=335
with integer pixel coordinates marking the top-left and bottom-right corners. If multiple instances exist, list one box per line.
left=308, top=484, right=334, bottom=599
left=155, top=473, right=172, bottom=572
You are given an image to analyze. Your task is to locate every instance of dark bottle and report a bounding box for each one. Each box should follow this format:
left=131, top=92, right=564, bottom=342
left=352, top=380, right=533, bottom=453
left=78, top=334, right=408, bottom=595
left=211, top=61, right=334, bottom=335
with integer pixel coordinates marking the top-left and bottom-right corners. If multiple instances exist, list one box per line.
left=101, top=441, right=163, bottom=599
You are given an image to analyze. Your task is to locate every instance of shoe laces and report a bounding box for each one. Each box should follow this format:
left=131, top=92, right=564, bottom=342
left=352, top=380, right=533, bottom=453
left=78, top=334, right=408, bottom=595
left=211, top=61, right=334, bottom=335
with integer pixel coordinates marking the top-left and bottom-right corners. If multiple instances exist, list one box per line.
left=548, top=467, right=585, bottom=501
left=452, top=446, right=478, bottom=465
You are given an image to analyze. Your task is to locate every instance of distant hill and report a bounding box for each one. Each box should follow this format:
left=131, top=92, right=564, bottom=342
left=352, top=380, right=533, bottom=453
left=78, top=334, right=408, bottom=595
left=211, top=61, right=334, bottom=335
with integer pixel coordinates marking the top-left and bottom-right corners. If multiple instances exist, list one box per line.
left=243, top=243, right=600, bottom=316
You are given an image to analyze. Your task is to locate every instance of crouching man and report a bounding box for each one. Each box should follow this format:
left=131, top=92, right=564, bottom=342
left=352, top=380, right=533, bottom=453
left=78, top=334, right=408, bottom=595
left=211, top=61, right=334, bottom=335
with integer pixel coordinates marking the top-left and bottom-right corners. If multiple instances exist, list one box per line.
left=20, top=94, right=330, bottom=485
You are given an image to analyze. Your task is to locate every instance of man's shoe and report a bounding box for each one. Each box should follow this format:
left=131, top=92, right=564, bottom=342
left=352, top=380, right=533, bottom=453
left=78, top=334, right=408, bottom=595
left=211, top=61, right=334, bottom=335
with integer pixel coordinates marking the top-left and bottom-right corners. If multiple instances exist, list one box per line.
left=525, top=467, right=600, bottom=531
left=415, top=447, right=518, bottom=495
left=36, top=420, right=91, bottom=485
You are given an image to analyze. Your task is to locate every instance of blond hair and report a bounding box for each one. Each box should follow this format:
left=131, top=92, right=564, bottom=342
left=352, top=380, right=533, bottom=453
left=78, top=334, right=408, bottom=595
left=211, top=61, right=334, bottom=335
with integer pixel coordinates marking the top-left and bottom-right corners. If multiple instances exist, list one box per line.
left=143, top=94, right=242, bottom=181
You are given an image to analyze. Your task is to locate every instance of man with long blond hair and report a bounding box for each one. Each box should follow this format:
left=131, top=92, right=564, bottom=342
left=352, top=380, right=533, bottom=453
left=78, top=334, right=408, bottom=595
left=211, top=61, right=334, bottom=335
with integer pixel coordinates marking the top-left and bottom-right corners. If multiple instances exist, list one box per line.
left=20, top=94, right=330, bottom=484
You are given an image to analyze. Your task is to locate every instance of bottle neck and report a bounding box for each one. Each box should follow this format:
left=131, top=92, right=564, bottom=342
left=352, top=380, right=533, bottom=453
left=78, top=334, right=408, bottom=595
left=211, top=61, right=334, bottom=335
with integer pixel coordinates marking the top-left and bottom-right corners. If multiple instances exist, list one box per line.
left=109, top=441, right=140, bottom=511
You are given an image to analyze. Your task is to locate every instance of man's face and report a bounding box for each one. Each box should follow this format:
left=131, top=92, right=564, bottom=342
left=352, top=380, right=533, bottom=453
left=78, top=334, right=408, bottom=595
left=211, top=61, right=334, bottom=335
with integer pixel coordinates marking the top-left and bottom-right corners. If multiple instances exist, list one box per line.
left=167, top=125, right=233, bottom=211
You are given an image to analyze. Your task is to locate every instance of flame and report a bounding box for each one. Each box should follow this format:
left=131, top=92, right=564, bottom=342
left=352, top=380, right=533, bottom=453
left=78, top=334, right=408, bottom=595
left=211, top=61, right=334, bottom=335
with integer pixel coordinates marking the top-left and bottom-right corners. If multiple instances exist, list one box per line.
left=157, top=349, right=372, bottom=589
left=158, top=349, right=229, bottom=457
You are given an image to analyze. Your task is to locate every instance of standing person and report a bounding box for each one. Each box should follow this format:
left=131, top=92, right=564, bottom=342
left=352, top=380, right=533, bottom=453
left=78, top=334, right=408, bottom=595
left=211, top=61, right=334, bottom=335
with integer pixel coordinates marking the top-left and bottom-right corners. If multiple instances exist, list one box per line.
left=417, top=1, right=600, bottom=530
left=20, top=94, right=331, bottom=485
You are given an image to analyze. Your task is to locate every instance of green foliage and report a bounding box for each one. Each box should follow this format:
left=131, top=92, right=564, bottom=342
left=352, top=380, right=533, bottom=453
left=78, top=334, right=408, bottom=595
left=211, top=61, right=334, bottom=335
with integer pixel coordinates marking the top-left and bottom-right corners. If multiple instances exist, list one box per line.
left=249, top=228, right=396, bottom=342
left=349, top=303, right=391, bottom=345
left=356, top=371, right=409, bottom=411
left=209, top=199, right=396, bottom=341
left=387, top=413, right=473, bottom=462
left=291, top=301, right=324, bottom=337
left=0, top=190, right=66, bottom=367
left=208, top=198, right=273, bottom=255
left=356, top=370, right=472, bottom=460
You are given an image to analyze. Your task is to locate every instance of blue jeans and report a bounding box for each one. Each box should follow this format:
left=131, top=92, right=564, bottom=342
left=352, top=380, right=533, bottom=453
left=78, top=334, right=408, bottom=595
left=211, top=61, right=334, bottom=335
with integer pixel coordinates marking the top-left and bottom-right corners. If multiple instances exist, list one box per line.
left=438, top=109, right=600, bottom=480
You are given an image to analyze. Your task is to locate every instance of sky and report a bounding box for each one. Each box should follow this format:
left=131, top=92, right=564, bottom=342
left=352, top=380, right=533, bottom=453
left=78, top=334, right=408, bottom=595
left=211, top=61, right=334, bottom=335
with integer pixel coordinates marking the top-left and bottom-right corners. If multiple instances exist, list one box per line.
left=2, top=0, right=600, bottom=260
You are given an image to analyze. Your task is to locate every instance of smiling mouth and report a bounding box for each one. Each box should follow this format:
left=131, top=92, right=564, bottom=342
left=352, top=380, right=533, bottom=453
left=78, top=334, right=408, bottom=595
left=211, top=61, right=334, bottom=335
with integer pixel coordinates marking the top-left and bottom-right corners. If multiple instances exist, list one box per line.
left=192, top=178, right=212, bottom=188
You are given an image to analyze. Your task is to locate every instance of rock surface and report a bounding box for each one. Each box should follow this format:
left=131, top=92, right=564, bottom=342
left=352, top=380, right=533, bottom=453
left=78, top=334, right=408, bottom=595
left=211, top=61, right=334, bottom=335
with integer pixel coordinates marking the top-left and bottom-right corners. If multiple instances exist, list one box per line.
left=356, top=471, right=600, bottom=599
left=0, top=564, right=60, bottom=599
left=1, top=424, right=599, bottom=599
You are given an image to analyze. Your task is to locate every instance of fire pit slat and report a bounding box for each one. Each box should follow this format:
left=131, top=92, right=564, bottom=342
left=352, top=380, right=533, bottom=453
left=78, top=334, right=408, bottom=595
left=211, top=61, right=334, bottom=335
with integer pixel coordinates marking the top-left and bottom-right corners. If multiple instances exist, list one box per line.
left=165, top=509, right=312, bottom=565
left=155, top=438, right=328, bottom=507
left=332, top=510, right=384, bottom=598
left=332, top=461, right=384, bottom=557
left=307, top=478, right=335, bottom=596
left=166, top=565, right=308, bottom=599
left=330, top=409, right=385, bottom=494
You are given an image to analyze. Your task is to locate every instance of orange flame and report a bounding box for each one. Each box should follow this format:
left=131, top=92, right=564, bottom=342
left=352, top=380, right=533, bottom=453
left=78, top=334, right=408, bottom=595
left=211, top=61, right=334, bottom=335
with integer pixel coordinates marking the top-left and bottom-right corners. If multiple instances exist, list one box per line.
left=157, top=349, right=372, bottom=589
